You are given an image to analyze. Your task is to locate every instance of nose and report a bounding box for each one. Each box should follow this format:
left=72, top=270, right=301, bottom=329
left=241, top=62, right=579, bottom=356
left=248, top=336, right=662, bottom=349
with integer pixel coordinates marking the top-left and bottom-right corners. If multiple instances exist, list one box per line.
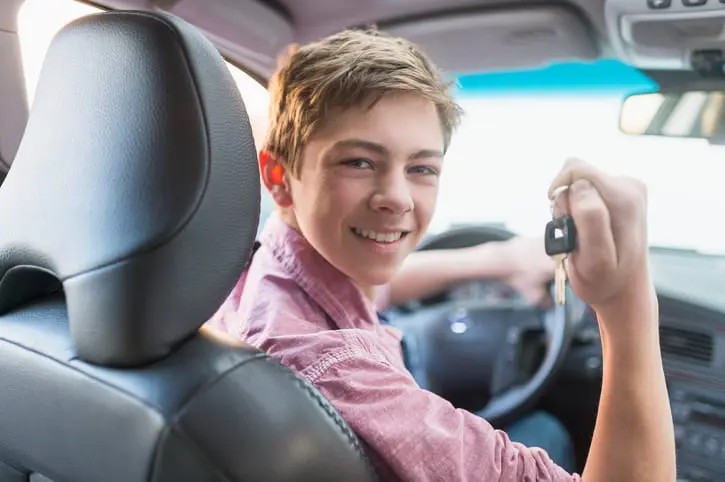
left=369, top=169, right=413, bottom=215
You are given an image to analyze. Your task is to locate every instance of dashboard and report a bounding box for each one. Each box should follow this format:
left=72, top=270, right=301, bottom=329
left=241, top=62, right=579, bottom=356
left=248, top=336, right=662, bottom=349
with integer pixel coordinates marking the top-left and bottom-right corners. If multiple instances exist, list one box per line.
left=658, top=292, right=725, bottom=482
left=648, top=248, right=725, bottom=482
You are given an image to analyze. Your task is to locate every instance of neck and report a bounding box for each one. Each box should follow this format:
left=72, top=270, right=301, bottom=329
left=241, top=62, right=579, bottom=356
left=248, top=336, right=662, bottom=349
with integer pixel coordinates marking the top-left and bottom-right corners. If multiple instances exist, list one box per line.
left=278, top=207, right=299, bottom=231
left=276, top=211, right=380, bottom=309
left=357, top=283, right=378, bottom=305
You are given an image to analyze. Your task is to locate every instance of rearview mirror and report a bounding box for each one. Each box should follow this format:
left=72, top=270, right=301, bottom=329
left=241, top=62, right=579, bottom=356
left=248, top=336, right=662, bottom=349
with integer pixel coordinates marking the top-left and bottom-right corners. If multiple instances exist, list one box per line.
left=619, top=90, right=725, bottom=144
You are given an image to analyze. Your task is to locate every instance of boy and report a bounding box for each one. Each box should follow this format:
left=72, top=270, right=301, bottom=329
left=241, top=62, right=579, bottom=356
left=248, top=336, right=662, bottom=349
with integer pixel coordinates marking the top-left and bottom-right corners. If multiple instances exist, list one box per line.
left=208, top=29, right=675, bottom=481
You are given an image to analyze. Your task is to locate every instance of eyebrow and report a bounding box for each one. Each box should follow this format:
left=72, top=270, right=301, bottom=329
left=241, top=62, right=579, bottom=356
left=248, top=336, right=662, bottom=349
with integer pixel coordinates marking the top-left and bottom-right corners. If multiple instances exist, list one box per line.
left=331, top=138, right=443, bottom=160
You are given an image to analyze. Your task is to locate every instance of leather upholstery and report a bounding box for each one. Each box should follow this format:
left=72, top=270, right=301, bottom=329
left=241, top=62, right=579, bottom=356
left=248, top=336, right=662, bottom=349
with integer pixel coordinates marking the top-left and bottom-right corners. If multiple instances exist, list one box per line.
left=0, top=10, right=261, bottom=368
left=0, top=11, right=377, bottom=482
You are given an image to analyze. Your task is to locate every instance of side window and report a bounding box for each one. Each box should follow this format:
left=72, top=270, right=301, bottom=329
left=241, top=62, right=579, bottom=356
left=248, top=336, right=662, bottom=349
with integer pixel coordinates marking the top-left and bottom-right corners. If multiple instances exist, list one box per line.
left=225, top=64, right=276, bottom=230
left=17, top=0, right=103, bottom=107
left=18, top=0, right=275, bottom=232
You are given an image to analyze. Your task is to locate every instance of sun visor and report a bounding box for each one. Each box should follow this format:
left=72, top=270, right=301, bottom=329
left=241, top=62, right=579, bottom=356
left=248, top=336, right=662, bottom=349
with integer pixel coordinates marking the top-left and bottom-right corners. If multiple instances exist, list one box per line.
left=606, top=0, right=725, bottom=71
left=169, top=0, right=292, bottom=76
left=98, top=0, right=294, bottom=77
left=380, top=6, right=598, bottom=75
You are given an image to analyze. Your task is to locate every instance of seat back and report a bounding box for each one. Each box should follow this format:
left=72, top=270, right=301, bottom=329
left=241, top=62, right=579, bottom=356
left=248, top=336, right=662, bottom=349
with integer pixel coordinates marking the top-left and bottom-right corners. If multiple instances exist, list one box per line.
left=0, top=11, right=377, bottom=482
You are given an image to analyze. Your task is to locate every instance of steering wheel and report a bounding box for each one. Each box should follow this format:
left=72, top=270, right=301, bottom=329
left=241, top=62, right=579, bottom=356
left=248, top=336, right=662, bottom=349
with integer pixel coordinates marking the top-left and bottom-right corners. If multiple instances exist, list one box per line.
left=389, top=225, right=576, bottom=428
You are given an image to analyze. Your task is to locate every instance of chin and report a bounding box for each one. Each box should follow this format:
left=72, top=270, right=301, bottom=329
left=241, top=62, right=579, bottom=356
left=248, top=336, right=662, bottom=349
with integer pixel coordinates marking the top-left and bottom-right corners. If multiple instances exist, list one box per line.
left=351, top=265, right=399, bottom=288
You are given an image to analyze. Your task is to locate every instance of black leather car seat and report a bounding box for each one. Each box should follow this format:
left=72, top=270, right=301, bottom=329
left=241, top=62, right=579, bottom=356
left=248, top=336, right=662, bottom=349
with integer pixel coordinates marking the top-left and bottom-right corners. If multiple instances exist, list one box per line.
left=0, top=10, right=377, bottom=482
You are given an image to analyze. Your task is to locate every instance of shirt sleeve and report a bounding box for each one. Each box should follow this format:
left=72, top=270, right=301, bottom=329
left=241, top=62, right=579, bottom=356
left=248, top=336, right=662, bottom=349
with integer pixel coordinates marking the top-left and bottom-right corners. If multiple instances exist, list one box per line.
left=305, top=350, right=582, bottom=482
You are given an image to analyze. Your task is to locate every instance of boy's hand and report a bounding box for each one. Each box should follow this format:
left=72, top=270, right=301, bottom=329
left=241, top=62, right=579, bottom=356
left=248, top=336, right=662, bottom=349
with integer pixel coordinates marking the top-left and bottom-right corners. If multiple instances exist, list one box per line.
left=549, top=158, right=655, bottom=330
left=490, top=236, right=554, bottom=306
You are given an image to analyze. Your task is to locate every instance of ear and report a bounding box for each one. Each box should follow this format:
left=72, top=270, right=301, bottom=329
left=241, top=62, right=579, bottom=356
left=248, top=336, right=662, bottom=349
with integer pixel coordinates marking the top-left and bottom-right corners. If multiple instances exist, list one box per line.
left=259, top=150, right=293, bottom=208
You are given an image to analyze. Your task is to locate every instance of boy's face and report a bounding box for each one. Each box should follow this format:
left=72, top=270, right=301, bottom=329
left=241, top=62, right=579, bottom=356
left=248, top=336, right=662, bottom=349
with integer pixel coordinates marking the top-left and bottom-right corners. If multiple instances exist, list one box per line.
left=282, top=92, right=444, bottom=297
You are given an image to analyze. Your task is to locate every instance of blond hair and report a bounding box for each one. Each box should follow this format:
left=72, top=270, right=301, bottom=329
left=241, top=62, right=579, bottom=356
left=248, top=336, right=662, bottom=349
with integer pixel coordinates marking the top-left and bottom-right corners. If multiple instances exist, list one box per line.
left=264, top=28, right=463, bottom=176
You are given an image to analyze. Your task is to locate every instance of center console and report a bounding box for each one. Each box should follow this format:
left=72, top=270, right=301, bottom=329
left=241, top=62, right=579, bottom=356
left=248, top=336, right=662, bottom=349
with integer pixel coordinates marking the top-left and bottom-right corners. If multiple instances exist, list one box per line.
left=670, top=378, right=725, bottom=481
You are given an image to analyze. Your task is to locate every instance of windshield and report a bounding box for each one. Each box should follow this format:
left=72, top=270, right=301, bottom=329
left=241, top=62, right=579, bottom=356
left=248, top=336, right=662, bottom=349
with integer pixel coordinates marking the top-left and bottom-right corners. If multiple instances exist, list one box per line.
left=430, top=59, right=725, bottom=255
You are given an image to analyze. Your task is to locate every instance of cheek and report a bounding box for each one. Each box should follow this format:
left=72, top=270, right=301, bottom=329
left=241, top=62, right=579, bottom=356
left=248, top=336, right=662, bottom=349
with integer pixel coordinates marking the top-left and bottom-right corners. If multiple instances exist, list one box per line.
left=412, top=183, right=439, bottom=225
left=294, top=175, right=368, bottom=224
left=323, top=174, right=372, bottom=210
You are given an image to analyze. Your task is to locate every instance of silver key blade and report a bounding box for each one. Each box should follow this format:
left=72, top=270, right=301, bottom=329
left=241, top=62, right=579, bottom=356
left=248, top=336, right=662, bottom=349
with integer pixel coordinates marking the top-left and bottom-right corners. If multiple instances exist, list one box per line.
left=554, top=254, right=567, bottom=305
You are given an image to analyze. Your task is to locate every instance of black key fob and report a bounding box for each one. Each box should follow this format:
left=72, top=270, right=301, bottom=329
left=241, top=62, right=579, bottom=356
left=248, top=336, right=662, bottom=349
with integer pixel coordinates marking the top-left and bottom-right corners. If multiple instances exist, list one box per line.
left=545, top=215, right=577, bottom=256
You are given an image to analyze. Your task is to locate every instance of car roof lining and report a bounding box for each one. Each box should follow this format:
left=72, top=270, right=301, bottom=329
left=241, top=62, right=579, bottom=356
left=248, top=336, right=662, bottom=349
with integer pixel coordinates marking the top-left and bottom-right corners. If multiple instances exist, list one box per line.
left=81, top=0, right=605, bottom=79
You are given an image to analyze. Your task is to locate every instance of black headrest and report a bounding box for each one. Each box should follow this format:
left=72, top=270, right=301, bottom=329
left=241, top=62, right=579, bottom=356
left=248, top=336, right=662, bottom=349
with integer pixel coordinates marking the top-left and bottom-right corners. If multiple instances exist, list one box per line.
left=0, top=11, right=260, bottom=367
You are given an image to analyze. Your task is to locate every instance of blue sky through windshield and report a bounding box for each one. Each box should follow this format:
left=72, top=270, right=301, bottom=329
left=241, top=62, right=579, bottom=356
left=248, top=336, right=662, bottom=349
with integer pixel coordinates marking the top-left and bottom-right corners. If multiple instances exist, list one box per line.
left=454, top=59, right=659, bottom=97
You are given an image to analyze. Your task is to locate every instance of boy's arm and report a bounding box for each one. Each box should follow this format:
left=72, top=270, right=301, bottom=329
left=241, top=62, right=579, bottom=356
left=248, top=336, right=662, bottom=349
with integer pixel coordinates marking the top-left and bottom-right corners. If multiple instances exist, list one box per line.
left=550, top=159, right=675, bottom=482
left=386, top=243, right=506, bottom=307
left=313, top=346, right=582, bottom=482
left=582, top=279, right=674, bottom=482
left=387, top=237, right=554, bottom=308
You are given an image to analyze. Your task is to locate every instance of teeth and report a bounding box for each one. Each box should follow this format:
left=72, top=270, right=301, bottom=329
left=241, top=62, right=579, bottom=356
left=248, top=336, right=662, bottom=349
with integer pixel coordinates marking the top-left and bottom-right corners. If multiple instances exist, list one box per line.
left=352, top=228, right=403, bottom=243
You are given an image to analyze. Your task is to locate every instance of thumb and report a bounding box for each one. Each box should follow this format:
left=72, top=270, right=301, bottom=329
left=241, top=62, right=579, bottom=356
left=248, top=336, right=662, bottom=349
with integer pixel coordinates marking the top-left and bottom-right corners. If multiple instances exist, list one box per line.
left=568, top=179, right=617, bottom=283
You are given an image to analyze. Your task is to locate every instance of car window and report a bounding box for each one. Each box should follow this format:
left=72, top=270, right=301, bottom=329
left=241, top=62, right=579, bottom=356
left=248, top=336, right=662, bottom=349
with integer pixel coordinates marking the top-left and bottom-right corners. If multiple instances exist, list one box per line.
left=17, top=0, right=101, bottom=108
left=18, top=0, right=271, bottom=141
left=17, top=0, right=275, bottom=234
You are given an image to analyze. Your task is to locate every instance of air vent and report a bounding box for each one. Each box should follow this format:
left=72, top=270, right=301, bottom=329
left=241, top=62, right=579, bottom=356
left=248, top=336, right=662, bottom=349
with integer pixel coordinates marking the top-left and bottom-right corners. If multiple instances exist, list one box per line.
left=660, top=325, right=714, bottom=365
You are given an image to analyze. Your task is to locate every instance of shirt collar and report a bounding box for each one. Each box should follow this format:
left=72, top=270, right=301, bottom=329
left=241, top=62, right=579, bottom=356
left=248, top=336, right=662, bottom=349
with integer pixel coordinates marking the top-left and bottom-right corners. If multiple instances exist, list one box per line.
left=259, top=212, right=379, bottom=330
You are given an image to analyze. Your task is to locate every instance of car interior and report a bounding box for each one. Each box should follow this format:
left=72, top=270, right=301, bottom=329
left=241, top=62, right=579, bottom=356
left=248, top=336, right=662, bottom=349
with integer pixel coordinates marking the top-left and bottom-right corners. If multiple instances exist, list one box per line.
left=1, top=1, right=724, bottom=481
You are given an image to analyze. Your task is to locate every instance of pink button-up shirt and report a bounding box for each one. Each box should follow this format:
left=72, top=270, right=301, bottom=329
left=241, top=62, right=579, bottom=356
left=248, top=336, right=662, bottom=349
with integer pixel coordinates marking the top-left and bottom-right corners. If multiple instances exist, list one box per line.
left=207, top=212, right=581, bottom=481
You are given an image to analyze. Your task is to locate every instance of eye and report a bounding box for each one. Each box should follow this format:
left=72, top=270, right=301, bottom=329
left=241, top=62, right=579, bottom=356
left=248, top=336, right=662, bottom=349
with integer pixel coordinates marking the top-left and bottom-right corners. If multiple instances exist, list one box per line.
left=342, top=158, right=374, bottom=169
left=408, top=165, right=439, bottom=176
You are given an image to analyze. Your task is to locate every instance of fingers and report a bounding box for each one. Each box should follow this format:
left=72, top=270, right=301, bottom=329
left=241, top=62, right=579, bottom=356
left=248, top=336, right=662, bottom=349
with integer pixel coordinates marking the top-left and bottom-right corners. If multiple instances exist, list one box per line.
left=548, top=158, right=609, bottom=201
left=551, top=187, right=570, bottom=218
left=567, top=179, right=617, bottom=276
left=549, top=161, right=618, bottom=275
left=549, top=157, right=650, bottom=308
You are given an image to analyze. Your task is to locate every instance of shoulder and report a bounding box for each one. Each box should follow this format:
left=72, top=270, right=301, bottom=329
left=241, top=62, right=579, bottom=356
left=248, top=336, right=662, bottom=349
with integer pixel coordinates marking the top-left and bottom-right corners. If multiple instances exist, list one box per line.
left=253, top=324, right=401, bottom=388
left=203, top=243, right=323, bottom=333
left=310, top=352, right=580, bottom=482
left=295, top=329, right=398, bottom=384
left=244, top=252, right=335, bottom=339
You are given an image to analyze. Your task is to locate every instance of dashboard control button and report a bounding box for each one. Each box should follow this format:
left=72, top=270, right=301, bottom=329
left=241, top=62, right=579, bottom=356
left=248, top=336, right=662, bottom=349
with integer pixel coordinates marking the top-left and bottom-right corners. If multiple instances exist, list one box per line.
left=648, top=0, right=672, bottom=7
left=686, top=467, right=713, bottom=481
left=585, top=356, right=601, bottom=371
left=683, top=0, right=707, bottom=5
left=705, top=436, right=719, bottom=455
left=671, top=389, right=687, bottom=402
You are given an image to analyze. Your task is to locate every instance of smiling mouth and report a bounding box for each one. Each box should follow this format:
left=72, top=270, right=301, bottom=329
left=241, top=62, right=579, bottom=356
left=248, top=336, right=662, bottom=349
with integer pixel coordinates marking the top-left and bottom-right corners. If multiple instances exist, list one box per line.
left=351, top=227, right=410, bottom=244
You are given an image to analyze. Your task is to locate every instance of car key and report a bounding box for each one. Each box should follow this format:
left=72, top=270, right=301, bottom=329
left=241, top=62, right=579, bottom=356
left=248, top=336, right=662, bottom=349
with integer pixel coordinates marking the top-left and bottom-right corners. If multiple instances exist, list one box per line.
left=545, top=211, right=577, bottom=306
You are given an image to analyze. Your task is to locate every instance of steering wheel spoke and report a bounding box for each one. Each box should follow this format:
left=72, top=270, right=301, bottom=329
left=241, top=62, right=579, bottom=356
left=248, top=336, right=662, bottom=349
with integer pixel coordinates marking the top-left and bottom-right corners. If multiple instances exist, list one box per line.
left=489, top=329, right=522, bottom=396
left=509, top=308, right=546, bottom=332
left=489, top=311, right=542, bottom=396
